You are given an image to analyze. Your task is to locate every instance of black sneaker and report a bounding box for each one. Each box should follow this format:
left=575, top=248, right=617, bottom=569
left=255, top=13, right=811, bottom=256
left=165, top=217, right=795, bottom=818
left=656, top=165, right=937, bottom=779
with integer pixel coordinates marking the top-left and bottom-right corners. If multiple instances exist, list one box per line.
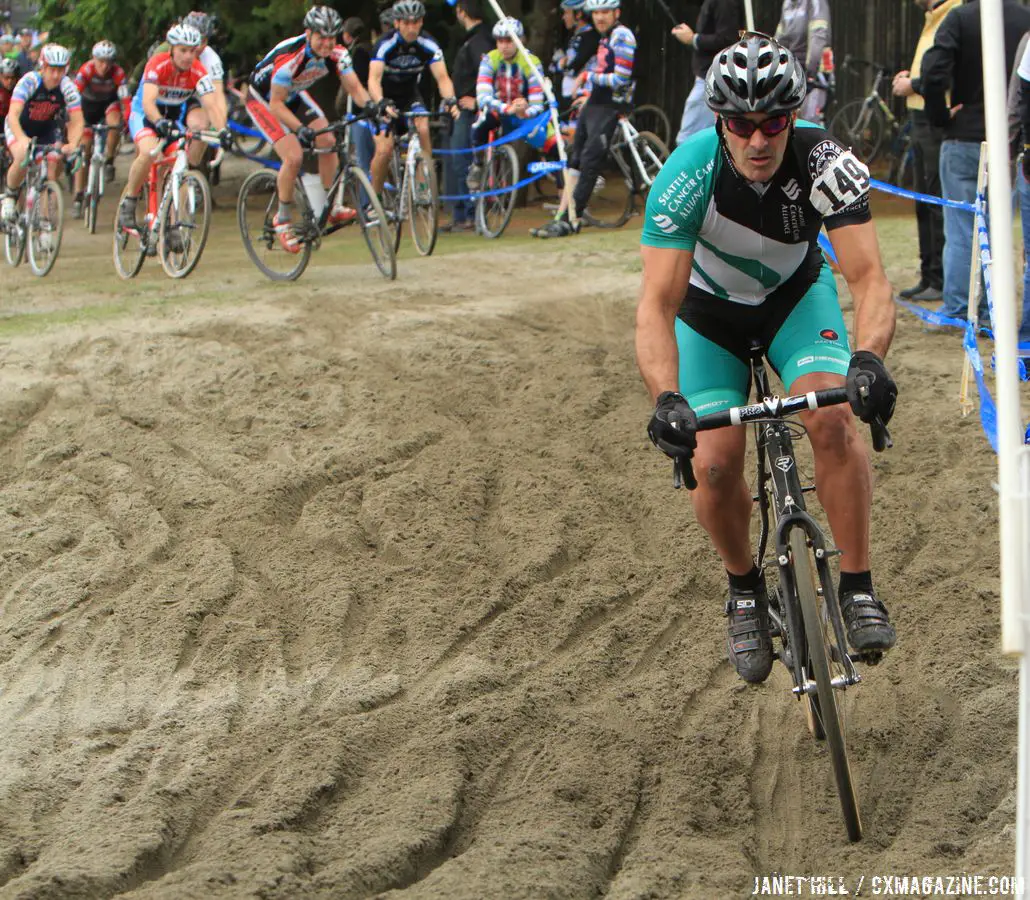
left=534, top=218, right=580, bottom=239
left=117, top=198, right=138, bottom=232
left=898, top=281, right=927, bottom=299
left=908, top=284, right=943, bottom=302
left=725, top=579, right=774, bottom=684
left=840, top=589, right=897, bottom=652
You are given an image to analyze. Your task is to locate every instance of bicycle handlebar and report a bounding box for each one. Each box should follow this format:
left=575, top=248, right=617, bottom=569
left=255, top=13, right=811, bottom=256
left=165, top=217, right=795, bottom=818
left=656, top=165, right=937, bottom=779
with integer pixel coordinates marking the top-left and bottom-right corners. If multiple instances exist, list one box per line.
left=842, top=55, right=889, bottom=74
left=148, top=128, right=225, bottom=168
left=671, top=386, right=892, bottom=490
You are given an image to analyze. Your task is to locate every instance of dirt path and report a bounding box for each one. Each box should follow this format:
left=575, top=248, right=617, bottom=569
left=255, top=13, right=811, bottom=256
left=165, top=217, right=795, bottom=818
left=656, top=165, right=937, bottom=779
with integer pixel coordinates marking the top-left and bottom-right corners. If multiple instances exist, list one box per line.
left=0, top=206, right=1018, bottom=899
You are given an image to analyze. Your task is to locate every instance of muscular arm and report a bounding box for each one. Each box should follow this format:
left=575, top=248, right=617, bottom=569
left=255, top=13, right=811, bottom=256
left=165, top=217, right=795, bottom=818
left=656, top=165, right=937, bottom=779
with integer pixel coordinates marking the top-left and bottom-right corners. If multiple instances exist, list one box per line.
left=199, top=91, right=226, bottom=130
left=6, top=99, right=26, bottom=140
left=269, top=83, right=303, bottom=131
left=141, top=82, right=163, bottom=124
left=367, top=59, right=385, bottom=104
left=65, top=107, right=84, bottom=148
left=636, top=245, right=694, bottom=400
left=339, top=70, right=370, bottom=107
left=430, top=59, right=455, bottom=99
left=828, top=220, right=896, bottom=358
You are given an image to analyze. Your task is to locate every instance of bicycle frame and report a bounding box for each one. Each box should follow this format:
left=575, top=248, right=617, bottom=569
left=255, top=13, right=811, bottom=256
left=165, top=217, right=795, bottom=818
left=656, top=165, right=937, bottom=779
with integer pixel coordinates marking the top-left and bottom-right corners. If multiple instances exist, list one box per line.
left=136, top=131, right=221, bottom=242
left=86, top=123, right=109, bottom=199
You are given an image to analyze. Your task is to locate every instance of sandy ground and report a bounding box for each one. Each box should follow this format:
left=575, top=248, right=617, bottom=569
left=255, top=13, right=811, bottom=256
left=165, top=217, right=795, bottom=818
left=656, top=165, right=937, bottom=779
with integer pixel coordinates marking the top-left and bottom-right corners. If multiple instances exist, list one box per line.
left=0, top=173, right=1020, bottom=899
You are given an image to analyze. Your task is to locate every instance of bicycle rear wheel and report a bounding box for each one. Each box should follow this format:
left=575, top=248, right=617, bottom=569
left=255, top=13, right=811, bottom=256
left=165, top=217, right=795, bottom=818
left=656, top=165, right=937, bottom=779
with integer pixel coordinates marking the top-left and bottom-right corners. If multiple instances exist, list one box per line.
left=345, top=166, right=396, bottom=280
left=790, top=528, right=862, bottom=842
left=4, top=194, right=25, bottom=268
left=408, top=152, right=438, bottom=256
left=159, top=170, right=211, bottom=279
left=27, top=180, right=63, bottom=277
left=829, top=100, right=884, bottom=163
left=582, top=147, right=634, bottom=229
left=380, top=153, right=403, bottom=254
left=237, top=168, right=312, bottom=282
left=628, top=104, right=672, bottom=148
left=113, top=184, right=147, bottom=279
left=475, top=143, right=519, bottom=239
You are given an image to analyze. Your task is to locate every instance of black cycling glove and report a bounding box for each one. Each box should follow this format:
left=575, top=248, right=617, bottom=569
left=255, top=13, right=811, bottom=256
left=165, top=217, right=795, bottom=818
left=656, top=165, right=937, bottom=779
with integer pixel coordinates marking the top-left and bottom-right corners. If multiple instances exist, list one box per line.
left=846, top=350, right=897, bottom=425
left=647, top=391, right=699, bottom=460
left=218, top=127, right=233, bottom=151
left=296, top=125, right=316, bottom=149
left=154, top=117, right=174, bottom=138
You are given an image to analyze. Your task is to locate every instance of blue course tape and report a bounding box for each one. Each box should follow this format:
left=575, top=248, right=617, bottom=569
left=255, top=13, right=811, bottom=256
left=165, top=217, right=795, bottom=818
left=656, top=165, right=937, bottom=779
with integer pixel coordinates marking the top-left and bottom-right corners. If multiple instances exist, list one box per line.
left=440, top=169, right=550, bottom=202
left=229, top=119, right=266, bottom=141
left=869, top=177, right=977, bottom=213
left=434, top=112, right=551, bottom=156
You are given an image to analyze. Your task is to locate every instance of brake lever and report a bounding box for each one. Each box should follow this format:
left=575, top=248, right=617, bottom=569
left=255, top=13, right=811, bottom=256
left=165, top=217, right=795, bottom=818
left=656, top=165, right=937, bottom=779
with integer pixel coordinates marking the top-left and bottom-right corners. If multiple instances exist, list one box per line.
left=672, top=456, right=697, bottom=490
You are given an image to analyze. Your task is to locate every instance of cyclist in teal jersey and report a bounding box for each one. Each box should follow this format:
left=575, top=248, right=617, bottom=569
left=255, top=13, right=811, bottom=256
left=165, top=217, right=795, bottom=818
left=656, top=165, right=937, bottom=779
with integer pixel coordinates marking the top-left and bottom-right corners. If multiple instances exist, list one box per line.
left=636, top=33, right=898, bottom=684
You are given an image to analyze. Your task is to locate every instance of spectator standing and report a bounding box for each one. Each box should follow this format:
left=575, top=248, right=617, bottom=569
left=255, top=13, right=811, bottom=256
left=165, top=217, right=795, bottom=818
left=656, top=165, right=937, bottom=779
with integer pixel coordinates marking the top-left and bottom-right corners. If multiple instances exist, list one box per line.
left=552, top=0, right=600, bottom=112
left=340, top=16, right=376, bottom=184
left=891, top=0, right=962, bottom=303
left=15, top=28, right=33, bottom=76
left=774, top=0, right=831, bottom=124
left=444, top=0, right=494, bottom=232
left=921, top=0, right=1030, bottom=321
left=671, top=0, right=744, bottom=145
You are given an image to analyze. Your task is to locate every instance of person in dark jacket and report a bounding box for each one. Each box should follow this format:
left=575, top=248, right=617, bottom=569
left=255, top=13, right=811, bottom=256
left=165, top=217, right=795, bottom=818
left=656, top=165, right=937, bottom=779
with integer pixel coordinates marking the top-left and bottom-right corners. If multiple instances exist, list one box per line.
left=444, top=0, right=494, bottom=231
left=672, top=0, right=745, bottom=145
left=552, top=0, right=599, bottom=111
left=340, top=17, right=376, bottom=186
left=921, top=0, right=1030, bottom=320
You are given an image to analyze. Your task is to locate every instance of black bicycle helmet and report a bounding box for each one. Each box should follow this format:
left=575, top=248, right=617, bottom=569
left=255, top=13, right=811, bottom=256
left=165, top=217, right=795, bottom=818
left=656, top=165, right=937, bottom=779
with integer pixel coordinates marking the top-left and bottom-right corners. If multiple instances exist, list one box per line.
left=304, top=5, right=344, bottom=36
left=705, top=33, right=806, bottom=115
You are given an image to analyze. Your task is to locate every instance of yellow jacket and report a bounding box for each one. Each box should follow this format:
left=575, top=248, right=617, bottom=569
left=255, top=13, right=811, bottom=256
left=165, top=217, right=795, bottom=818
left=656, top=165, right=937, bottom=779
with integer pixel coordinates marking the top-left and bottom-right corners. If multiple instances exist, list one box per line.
left=908, top=0, right=963, bottom=110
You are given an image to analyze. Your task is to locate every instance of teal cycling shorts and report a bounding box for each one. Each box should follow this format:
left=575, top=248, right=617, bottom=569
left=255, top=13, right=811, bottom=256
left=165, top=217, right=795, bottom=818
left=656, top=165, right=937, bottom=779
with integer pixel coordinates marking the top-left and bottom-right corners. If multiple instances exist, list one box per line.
left=675, top=264, right=852, bottom=416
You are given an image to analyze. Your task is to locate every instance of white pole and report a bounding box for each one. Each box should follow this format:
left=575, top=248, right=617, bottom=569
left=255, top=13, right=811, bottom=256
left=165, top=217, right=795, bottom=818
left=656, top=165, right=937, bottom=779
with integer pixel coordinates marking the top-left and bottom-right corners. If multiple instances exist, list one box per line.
left=744, top=0, right=755, bottom=32
left=481, top=0, right=568, bottom=167
left=980, top=0, right=1028, bottom=887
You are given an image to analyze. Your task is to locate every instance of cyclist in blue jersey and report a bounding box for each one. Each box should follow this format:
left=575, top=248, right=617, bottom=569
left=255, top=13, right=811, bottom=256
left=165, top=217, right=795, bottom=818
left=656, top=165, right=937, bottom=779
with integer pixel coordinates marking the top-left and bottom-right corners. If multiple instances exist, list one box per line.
left=534, top=0, right=635, bottom=238
left=247, top=6, right=377, bottom=253
left=367, top=0, right=459, bottom=198
left=636, top=34, right=898, bottom=684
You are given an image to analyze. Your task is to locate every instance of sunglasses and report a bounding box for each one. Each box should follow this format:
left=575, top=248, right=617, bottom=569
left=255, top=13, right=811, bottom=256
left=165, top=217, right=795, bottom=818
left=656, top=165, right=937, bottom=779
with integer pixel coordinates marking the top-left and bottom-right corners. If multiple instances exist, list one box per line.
left=722, top=114, right=791, bottom=138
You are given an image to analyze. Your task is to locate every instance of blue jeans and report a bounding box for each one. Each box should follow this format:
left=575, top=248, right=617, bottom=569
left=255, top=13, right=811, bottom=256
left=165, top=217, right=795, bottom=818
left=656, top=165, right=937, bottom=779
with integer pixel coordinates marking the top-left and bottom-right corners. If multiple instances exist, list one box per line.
left=676, top=77, right=715, bottom=146
left=1018, top=168, right=1030, bottom=342
left=939, top=140, right=983, bottom=319
left=352, top=120, right=375, bottom=206
left=446, top=108, right=475, bottom=224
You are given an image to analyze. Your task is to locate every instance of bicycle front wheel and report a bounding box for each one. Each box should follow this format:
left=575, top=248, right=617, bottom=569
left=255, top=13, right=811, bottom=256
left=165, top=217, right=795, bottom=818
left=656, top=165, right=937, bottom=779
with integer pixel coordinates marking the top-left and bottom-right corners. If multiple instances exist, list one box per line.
left=380, top=153, right=403, bottom=254
left=159, top=170, right=211, bottom=279
left=790, top=528, right=862, bottom=842
left=27, top=180, right=64, bottom=277
left=475, top=143, right=519, bottom=239
left=345, top=166, right=396, bottom=280
left=407, top=152, right=438, bottom=256
left=237, top=169, right=312, bottom=282
left=628, top=130, right=669, bottom=198
left=628, top=104, right=672, bottom=148
left=829, top=100, right=884, bottom=163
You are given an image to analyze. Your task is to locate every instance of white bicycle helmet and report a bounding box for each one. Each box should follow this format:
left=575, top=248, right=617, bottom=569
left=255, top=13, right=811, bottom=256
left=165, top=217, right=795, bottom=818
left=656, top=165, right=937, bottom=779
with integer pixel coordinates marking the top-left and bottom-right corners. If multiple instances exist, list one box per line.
left=39, top=43, right=71, bottom=67
left=705, top=32, right=806, bottom=115
left=92, top=40, right=117, bottom=60
left=583, top=0, right=620, bottom=9
left=492, top=17, right=524, bottom=39
left=183, top=11, right=214, bottom=37
left=166, top=23, right=203, bottom=47
left=304, top=6, right=344, bottom=35
left=0, top=57, right=18, bottom=76
left=392, top=0, right=426, bottom=21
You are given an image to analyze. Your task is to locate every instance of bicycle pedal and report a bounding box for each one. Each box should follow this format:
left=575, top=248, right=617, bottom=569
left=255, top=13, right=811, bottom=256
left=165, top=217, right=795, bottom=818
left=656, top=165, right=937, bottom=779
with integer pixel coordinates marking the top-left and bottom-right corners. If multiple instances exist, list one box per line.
left=851, top=649, right=884, bottom=666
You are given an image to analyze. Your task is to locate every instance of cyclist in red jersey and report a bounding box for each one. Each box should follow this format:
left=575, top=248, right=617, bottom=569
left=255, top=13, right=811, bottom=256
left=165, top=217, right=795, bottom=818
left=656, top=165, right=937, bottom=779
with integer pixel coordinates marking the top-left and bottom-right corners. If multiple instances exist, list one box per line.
left=0, top=58, right=16, bottom=183
left=119, top=23, right=230, bottom=232
left=72, top=40, right=131, bottom=216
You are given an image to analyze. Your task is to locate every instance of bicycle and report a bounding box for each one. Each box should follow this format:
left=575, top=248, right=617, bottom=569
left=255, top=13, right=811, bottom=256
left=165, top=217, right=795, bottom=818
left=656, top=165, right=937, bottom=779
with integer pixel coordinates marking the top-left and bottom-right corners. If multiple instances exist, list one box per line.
left=672, top=341, right=892, bottom=843
left=237, top=113, right=395, bottom=282
left=113, top=128, right=221, bottom=280
left=380, top=110, right=441, bottom=257
left=81, top=122, right=109, bottom=234
left=582, top=114, right=668, bottom=229
left=2, top=140, right=74, bottom=277
left=471, top=123, right=520, bottom=239
left=628, top=103, right=671, bottom=149
left=829, top=57, right=912, bottom=177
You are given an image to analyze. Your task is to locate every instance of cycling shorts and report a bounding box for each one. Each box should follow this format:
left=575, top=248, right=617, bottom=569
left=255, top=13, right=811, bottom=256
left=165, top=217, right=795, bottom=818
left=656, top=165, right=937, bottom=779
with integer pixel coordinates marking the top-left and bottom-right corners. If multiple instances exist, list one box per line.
left=674, top=264, right=852, bottom=416
left=82, top=97, right=121, bottom=127
left=244, top=89, right=324, bottom=144
left=4, top=118, right=62, bottom=149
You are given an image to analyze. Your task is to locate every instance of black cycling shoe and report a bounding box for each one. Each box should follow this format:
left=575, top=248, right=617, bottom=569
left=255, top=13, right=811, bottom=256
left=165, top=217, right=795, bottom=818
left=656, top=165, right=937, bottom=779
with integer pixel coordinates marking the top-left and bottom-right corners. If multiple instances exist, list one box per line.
left=840, top=589, right=897, bottom=652
left=725, top=578, right=774, bottom=684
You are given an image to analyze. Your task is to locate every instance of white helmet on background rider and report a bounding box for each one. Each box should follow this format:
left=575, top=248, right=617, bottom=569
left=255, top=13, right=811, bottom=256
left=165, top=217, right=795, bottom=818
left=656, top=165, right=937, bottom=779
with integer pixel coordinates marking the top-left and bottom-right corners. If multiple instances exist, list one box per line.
left=39, top=43, right=71, bottom=67
left=492, top=17, right=524, bottom=39
left=92, top=40, right=117, bottom=60
left=166, top=23, right=203, bottom=47
left=583, top=0, right=620, bottom=9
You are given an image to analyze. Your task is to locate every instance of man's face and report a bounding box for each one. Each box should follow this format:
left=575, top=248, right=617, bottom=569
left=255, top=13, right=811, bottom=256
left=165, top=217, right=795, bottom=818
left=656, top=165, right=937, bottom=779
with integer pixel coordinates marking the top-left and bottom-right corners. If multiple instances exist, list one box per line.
left=561, top=8, right=576, bottom=28
left=93, top=57, right=111, bottom=76
left=171, top=44, right=198, bottom=70
left=398, top=17, right=423, bottom=43
left=342, top=30, right=354, bottom=47
left=721, top=111, right=794, bottom=183
left=0, top=73, right=15, bottom=91
left=591, top=8, right=618, bottom=33
left=496, top=36, right=517, bottom=61
left=40, top=63, right=65, bottom=89
left=307, top=29, right=337, bottom=58
left=19, top=33, right=30, bottom=50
